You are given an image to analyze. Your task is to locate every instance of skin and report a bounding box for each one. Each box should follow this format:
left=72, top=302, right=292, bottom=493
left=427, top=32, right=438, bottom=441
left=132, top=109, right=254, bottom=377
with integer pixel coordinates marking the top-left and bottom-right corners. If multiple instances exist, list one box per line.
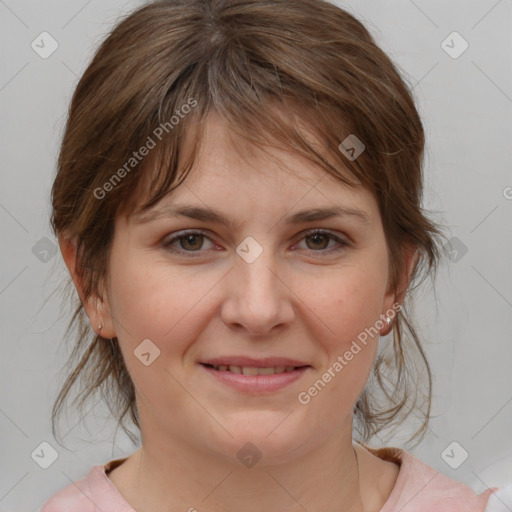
left=60, top=111, right=416, bottom=512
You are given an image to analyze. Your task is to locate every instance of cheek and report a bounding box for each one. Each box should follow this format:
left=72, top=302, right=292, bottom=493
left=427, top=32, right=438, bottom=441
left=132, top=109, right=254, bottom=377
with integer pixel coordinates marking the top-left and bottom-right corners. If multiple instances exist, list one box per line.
left=305, top=260, right=388, bottom=348
left=107, top=253, right=222, bottom=353
left=294, top=265, right=387, bottom=425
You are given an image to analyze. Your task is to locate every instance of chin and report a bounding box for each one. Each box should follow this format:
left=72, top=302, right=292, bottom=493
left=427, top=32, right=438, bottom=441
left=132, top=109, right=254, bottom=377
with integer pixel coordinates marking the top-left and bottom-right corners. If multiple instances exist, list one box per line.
left=210, top=413, right=315, bottom=467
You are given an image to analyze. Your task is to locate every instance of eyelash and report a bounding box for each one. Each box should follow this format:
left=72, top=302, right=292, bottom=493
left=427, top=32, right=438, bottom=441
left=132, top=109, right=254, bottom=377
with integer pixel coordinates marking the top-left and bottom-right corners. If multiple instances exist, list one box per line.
left=162, top=229, right=349, bottom=257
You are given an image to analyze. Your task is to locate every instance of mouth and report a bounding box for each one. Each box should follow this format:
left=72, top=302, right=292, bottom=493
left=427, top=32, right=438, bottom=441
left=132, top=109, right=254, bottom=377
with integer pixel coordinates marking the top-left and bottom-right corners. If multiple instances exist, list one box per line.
left=199, top=357, right=312, bottom=393
left=200, top=363, right=310, bottom=375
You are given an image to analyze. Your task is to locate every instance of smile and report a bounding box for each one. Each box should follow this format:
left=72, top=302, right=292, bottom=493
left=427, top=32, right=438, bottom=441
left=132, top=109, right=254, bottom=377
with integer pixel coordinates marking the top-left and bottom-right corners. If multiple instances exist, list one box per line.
left=203, top=363, right=304, bottom=375
left=199, top=363, right=311, bottom=393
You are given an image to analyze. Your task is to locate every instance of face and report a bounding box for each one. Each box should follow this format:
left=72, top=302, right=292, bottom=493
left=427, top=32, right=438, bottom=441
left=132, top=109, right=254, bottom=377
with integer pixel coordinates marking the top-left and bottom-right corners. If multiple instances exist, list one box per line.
left=89, top=111, right=403, bottom=465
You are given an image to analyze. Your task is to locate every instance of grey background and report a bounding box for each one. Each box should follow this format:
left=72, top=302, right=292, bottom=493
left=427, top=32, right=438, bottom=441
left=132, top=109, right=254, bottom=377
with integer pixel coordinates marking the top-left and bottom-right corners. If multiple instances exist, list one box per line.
left=1, top=0, right=511, bottom=510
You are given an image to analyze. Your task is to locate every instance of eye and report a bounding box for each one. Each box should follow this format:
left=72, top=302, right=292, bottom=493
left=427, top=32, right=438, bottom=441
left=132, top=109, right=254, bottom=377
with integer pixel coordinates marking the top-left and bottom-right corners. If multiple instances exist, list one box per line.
left=163, top=228, right=349, bottom=257
left=163, top=230, right=216, bottom=255
left=294, top=229, right=349, bottom=254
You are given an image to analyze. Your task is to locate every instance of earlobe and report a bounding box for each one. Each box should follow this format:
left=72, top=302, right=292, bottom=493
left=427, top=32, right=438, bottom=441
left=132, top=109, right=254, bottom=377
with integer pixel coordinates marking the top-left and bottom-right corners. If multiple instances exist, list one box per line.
left=87, top=293, right=117, bottom=339
left=380, top=315, right=393, bottom=337
left=58, top=234, right=117, bottom=339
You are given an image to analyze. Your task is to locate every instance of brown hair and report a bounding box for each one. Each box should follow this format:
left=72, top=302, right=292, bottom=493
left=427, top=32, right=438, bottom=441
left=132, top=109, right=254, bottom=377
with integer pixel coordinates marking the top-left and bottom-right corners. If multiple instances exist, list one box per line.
left=51, top=0, right=445, bottom=447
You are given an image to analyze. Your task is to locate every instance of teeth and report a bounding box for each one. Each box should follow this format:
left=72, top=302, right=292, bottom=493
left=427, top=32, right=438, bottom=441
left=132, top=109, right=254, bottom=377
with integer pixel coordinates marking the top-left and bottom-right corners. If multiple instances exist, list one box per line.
left=242, top=367, right=259, bottom=376
left=258, top=367, right=276, bottom=375
left=210, top=364, right=300, bottom=375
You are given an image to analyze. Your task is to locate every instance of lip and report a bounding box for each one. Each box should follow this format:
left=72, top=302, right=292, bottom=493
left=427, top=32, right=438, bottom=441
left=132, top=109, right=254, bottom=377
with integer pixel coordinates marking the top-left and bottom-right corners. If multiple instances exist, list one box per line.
left=200, top=364, right=311, bottom=393
left=201, top=356, right=310, bottom=368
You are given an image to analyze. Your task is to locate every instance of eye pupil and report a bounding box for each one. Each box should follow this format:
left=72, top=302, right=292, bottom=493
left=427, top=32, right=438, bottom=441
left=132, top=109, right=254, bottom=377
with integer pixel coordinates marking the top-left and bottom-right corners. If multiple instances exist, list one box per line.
left=181, top=234, right=203, bottom=250
left=306, top=233, right=329, bottom=250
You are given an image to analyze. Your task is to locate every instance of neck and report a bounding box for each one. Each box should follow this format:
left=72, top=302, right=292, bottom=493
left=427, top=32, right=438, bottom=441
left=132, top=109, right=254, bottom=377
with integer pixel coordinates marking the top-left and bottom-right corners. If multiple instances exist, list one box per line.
left=114, top=426, right=366, bottom=512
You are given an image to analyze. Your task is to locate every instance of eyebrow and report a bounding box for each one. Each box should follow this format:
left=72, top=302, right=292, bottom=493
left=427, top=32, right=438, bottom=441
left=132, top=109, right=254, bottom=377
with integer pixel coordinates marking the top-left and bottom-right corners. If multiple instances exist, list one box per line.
left=133, top=204, right=370, bottom=227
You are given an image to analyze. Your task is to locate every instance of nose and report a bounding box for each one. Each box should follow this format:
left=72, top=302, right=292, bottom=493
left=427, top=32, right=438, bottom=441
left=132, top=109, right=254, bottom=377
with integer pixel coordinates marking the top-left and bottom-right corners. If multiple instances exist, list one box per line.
left=220, top=247, right=295, bottom=336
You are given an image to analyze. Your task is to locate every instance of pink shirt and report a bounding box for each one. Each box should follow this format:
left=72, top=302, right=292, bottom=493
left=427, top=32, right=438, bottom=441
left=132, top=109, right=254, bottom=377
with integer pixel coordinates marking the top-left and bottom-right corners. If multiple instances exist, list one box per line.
left=39, top=445, right=499, bottom=511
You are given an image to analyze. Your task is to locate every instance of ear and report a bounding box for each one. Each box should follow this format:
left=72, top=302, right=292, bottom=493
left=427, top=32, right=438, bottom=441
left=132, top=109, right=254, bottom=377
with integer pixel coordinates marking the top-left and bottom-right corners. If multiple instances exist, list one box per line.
left=58, top=234, right=117, bottom=339
left=380, top=244, right=418, bottom=336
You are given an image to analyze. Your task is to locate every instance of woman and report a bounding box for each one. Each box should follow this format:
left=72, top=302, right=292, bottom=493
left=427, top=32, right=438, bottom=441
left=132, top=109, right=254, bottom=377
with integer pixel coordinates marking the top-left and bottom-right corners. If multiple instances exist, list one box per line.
left=40, top=0, right=502, bottom=510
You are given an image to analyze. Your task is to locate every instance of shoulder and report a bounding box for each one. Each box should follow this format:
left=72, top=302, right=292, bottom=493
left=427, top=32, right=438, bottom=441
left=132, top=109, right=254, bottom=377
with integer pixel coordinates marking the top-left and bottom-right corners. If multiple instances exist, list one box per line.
left=359, top=443, right=500, bottom=512
left=38, top=458, right=131, bottom=512
left=38, top=472, right=96, bottom=512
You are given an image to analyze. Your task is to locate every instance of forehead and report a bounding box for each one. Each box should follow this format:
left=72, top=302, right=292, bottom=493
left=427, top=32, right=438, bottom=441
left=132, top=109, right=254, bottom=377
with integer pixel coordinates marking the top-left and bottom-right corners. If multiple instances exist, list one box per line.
left=129, top=112, right=380, bottom=230
left=177, top=110, right=360, bottom=194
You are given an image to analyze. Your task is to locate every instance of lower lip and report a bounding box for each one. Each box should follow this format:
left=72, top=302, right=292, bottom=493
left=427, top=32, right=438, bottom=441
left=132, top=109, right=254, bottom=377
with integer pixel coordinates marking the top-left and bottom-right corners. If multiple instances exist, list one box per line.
left=200, top=364, right=311, bottom=393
